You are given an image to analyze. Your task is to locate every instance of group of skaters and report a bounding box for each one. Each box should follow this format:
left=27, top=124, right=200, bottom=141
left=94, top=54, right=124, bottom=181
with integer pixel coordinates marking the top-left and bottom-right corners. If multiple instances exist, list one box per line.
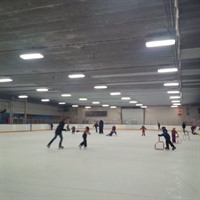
left=47, top=119, right=199, bottom=150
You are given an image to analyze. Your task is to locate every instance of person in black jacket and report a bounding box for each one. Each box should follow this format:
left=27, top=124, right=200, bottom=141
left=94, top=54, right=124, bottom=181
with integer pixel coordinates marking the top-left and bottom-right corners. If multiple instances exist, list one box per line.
left=99, top=120, right=104, bottom=134
left=47, top=119, right=67, bottom=149
left=158, top=127, right=176, bottom=150
left=93, top=122, right=99, bottom=133
left=182, top=122, right=186, bottom=133
left=79, top=126, right=91, bottom=149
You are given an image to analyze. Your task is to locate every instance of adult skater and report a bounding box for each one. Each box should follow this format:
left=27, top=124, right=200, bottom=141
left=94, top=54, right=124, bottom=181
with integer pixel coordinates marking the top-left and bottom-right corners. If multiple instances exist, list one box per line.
left=106, top=126, right=117, bottom=136
left=79, top=126, right=91, bottom=149
left=182, top=122, right=186, bottom=133
left=47, top=119, right=67, bottom=149
left=99, top=120, right=104, bottom=134
left=49, top=122, right=53, bottom=130
left=140, top=125, right=147, bottom=136
left=158, top=127, right=176, bottom=150
left=93, top=122, right=99, bottom=133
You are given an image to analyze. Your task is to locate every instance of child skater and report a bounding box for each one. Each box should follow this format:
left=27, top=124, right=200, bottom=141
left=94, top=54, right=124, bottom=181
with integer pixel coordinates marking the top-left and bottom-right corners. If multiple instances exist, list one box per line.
left=171, top=128, right=178, bottom=143
left=47, top=119, right=67, bottom=149
left=93, top=122, right=99, bottom=133
left=79, top=126, right=91, bottom=149
left=140, top=125, right=147, bottom=136
left=158, top=127, right=176, bottom=150
left=106, top=126, right=117, bottom=136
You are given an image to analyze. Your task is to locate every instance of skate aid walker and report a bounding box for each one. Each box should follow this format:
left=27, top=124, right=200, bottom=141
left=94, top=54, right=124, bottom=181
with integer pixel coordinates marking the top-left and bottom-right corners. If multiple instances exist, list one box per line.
left=176, top=133, right=182, bottom=144
left=154, top=136, right=164, bottom=150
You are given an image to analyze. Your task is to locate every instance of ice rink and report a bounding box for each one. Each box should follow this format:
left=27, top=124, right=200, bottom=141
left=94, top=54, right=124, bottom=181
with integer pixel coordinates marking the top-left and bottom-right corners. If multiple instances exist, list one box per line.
left=1, top=129, right=199, bottom=200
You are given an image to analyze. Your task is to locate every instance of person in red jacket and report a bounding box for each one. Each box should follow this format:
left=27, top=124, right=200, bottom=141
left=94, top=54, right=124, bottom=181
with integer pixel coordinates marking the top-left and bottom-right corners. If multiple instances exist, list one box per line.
left=171, top=128, right=178, bottom=143
left=79, top=126, right=91, bottom=149
left=140, top=125, right=147, bottom=136
left=106, top=126, right=117, bottom=136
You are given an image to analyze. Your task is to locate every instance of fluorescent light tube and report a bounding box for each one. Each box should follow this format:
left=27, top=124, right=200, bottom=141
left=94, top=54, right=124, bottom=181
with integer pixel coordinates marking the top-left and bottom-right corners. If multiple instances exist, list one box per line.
left=79, top=98, right=87, bottom=101
left=110, top=92, right=121, bottom=96
left=41, top=99, right=50, bottom=102
left=18, top=95, right=28, bottom=98
left=20, top=53, right=44, bottom=60
left=164, top=82, right=179, bottom=86
left=171, top=105, right=178, bottom=108
left=136, top=104, right=143, bottom=106
left=129, top=101, right=137, bottom=104
left=94, top=85, right=107, bottom=89
left=59, top=102, right=66, bottom=105
left=158, top=68, right=178, bottom=73
left=68, top=74, right=85, bottom=78
left=85, top=106, right=91, bottom=109
left=36, top=88, right=48, bottom=92
left=102, top=104, right=109, bottom=107
left=0, top=78, right=13, bottom=82
left=72, top=105, right=78, bottom=107
left=170, top=96, right=181, bottom=99
left=92, top=101, right=100, bottom=104
left=167, top=91, right=180, bottom=94
left=146, top=39, right=175, bottom=47
left=110, top=106, right=117, bottom=108
left=171, top=100, right=180, bottom=103
left=61, top=94, right=71, bottom=97
left=121, top=97, right=131, bottom=100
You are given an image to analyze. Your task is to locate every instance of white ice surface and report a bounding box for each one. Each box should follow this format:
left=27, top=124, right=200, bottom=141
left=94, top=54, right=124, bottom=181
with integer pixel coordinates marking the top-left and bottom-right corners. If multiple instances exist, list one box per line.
left=0, top=129, right=199, bottom=200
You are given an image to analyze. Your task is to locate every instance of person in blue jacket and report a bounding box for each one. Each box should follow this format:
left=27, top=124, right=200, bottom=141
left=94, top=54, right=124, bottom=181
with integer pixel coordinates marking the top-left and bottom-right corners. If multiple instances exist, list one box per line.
left=47, top=119, right=67, bottom=149
left=158, top=127, right=176, bottom=150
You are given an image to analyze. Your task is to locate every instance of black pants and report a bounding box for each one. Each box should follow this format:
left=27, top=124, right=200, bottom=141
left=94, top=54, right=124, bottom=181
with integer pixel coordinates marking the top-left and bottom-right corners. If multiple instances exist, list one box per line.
left=106, top=131, right=117, bottom=136
left=95, top=127, right=98, bottom=133
left=48, top=133, right=63, bottom=147
left=166, top=139, right=175, bottom=149
left=80, top=134, right=87, bottom=147
left=99, top=126, right=103, bottom=134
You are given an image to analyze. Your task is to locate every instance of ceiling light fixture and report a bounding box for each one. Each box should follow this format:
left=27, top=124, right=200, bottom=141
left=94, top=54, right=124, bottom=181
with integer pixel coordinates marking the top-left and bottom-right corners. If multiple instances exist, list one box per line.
left=129, top=101, right=137, bottom=104
left=41, top=99, right=50, bottom=102
left=121, top=97, right=131, bottom=100
left=141, top=106, right=147, bottom=108
left=92, top=101, right=100, bottom=104
left=146, top=39, right=175, bottom=47
left=110, top=106, right=117, bottom=108
left=61, top=94, right=71, bottom=97
left=170, top=96, right=181, bottom=99
left=171, top=100, right=180, bottom=103
left=110, top=92, right=121, bottom=96
left=79, top=98, right=87, bottom=101
left=85, top=106, right=91, bottom=109
left=20, top=53, right=44, bottom=60
left=36, top=88, right=48, bottom=92
left=171, top=105, right=178, bottom=108
left=68, top=74, right=85, bottom=78
left=164, top=82, right=179, bottom=86
left=94, top=85, right=107, bottom=89
left=173, top=103, right=181, bottom=106
left=167, top=91, right=180, bottom=94
left=18, top=95, right=28, bottom=99
left=72, top=105, right=78, bottom=107
left=59, top=102, right=66, bottom=105
left=102, top=104, right=109, bottom=107
left=0, top=78, right=13, bottom=82
left=158, top=68, right=178, bottom=73
left=136, top=104, right=143, bottom=106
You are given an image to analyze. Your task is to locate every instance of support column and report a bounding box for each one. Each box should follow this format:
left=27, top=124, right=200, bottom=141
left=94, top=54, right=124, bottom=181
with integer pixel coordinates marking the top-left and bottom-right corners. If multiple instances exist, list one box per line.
left=24, top=99, right=27, bottom=124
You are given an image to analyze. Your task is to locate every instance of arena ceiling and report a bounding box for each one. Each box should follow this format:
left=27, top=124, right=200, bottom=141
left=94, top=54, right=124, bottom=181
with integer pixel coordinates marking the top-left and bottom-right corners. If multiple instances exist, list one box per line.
left=0, top=0, right=200, bottom=109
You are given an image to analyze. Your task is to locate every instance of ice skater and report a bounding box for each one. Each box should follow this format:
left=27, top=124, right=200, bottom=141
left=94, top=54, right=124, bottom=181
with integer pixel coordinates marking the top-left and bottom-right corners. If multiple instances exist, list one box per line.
left=158, top=127, right=176, bottom=150
left=47, top=119, right=67, bottom=149
left=140, top=125, right=147, bottom=136
left=106, top=126, right=117, bottom=136
left=93, top=122, right=99, bottom=133
left=99, top=120, right=104, bottom=134
left=171, top=128, right=178, bottom=143
left=182, top=122, right=186, bottom=133
left=157, top=122, right=161, bottom=130
left=79, top=126, right=91, bottom=149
